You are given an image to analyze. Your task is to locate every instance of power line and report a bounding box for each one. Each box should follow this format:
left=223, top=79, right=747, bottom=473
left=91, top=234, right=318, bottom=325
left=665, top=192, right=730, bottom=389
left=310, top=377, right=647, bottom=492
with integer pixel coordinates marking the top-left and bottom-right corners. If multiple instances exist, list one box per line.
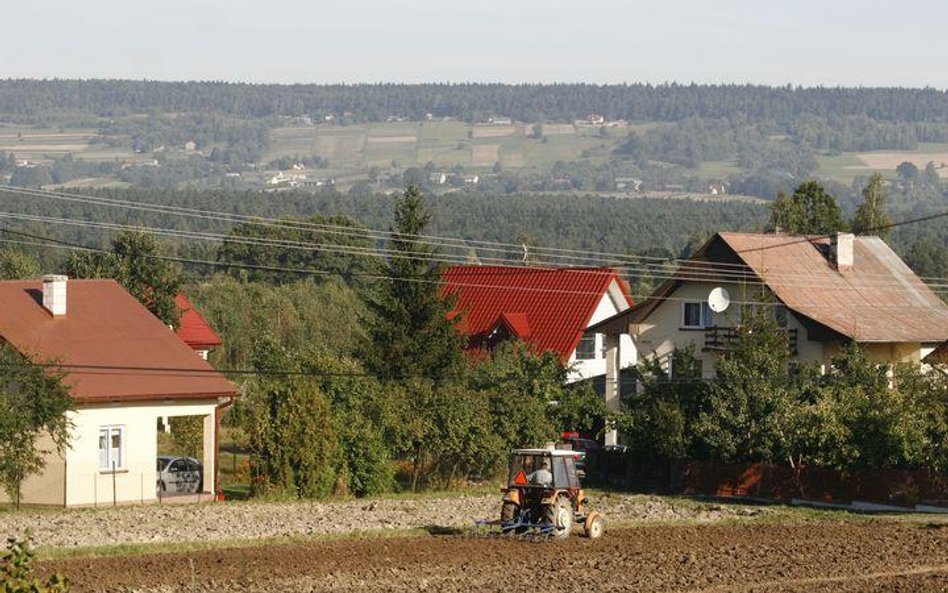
left=2, top=226, right=945, bottom=307
left=3, top=209, right=948, bottom=293
left=6, top=184, right=947, bottom=284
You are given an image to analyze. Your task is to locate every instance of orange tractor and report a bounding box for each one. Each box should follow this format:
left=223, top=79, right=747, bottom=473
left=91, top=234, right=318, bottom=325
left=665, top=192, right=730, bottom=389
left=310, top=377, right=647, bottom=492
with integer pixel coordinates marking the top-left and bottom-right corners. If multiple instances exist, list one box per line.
left=500, top=448, right=603, bottom=539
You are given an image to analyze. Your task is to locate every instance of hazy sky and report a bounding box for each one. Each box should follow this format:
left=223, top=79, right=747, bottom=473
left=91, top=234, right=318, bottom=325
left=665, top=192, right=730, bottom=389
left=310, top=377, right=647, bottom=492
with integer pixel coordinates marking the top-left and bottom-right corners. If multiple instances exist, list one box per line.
left=2, top=0, right=945, bottom=87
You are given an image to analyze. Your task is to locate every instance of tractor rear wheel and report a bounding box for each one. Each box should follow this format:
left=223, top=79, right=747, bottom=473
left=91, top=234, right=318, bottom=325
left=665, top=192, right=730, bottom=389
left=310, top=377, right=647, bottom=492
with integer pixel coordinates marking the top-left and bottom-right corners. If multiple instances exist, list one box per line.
left=543, top=496, right=574, bottom=539
left=500, top=502, right=519, bottom=523
left=584, top=511, right=604, bottom=539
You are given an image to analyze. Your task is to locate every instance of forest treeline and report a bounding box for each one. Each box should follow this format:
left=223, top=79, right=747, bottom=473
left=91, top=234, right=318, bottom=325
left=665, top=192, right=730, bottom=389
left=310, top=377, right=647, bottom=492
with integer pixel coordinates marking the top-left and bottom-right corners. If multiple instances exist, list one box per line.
left=3, top=80, right=948, bottom=123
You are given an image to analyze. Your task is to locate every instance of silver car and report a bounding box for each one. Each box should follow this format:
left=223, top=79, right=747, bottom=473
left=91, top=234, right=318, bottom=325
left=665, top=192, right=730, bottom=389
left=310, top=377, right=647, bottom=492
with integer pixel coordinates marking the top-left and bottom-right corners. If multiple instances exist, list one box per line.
left=157, top=456, right=203, bottom=495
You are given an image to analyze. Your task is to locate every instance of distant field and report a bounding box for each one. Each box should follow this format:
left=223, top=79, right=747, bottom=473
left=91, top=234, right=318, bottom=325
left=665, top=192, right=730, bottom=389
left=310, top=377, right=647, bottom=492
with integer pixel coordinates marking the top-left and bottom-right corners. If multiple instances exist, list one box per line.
left=696, top=160, right=741, bottom=179
left=5, top=119, right=946, bottom=190
left=854, top=143, right=948, bottom=178
left=265, top=121, right=626, bottom=172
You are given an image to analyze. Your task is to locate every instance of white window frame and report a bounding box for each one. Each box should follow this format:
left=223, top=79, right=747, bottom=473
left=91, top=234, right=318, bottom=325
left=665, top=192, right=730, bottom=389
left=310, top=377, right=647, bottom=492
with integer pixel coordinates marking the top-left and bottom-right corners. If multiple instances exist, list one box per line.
left=98, top=426, right=125, bottom=472
left=575, top=333, right=600, bottom=361
left=682, top=302, right=714, bottom=329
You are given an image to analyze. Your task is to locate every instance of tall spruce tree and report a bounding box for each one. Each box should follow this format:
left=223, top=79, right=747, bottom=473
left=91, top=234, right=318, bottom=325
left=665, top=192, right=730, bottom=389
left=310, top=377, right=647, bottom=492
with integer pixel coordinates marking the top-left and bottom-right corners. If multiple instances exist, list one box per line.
left=363, top=184, right=464, bottom=382
left=851, top=173, right=892, bottom=239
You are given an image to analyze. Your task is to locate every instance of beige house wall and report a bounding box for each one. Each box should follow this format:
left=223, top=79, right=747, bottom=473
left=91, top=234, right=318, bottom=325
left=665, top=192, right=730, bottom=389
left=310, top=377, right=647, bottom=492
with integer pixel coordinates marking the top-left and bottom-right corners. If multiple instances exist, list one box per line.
left=0, top=433, right=65, bottom=506
left=5, top=399, right=221, bottom=507
left=628, top=281, right=919, bottom=374
left=65, top=400, right=219, bottom=507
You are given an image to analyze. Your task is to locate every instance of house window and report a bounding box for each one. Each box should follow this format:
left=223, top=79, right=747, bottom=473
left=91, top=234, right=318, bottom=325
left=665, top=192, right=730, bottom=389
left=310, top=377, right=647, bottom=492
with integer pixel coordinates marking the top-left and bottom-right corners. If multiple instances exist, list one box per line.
left=682, top=302, right=714, bottom=328
left=773, top=305, right=789, bottom=328
left=576, top=333, right=598, bottom=360
left=98, top=426, right=124, bottom=471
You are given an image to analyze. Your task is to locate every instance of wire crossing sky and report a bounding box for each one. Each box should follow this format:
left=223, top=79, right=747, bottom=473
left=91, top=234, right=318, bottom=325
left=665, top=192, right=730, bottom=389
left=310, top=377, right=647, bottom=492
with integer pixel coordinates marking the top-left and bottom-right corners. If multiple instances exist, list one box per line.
left=2, top=0, right=946, bottom=87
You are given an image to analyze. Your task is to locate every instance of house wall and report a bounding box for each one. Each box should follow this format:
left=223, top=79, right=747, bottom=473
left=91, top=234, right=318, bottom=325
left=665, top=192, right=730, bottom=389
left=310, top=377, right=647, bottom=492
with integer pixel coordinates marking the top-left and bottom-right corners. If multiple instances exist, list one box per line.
left=568, top=282, right=636, bottom=381
left=823, top=341, right=922, bottom=365
left=632, top=281, right=823, bottom=377
left=0, top=433, right=65, bottom=506
left=58, top=400, right=219, bottom=507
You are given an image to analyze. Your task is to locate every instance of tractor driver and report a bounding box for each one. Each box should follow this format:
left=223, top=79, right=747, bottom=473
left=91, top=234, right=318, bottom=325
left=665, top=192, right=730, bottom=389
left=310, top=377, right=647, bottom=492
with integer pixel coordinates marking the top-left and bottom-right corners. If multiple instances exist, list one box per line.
left=528, top=458, right=553, bottom=486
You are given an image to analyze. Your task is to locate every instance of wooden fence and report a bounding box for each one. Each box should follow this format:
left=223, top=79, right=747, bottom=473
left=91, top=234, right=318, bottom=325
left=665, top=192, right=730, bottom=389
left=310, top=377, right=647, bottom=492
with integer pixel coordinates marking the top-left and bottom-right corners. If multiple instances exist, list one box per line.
left=592, top=453, right=948, bottom=507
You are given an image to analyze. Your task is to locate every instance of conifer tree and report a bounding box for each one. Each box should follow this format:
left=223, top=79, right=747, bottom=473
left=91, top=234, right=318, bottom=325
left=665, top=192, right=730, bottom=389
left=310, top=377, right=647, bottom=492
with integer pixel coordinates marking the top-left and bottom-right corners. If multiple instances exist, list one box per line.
left=363, top=184, right=464, bottom=382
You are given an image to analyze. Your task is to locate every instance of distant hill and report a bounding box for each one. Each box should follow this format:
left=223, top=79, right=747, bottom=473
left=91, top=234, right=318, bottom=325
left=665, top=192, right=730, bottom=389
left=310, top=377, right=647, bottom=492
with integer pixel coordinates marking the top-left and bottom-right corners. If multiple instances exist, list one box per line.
left=2, top=80, right=948, bottom=123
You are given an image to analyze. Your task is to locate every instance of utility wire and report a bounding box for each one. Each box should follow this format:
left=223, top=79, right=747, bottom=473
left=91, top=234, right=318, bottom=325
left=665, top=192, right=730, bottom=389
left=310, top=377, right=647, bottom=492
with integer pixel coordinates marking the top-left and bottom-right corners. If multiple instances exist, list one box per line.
left=2, top=209, right=947, bottom=293
left=1, top=226, right=945, bottom=307
left=6, top=185, right=948, bottom=283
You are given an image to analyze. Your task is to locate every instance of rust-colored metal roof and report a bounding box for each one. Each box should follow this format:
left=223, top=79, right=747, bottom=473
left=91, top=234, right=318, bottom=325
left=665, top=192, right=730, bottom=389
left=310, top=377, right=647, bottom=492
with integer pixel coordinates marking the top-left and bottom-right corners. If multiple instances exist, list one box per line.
left=591, top=232, right=948, bottom=345
left=0, top=279, right=237, bottom=403
left=718, top=232, right=948, bottom=343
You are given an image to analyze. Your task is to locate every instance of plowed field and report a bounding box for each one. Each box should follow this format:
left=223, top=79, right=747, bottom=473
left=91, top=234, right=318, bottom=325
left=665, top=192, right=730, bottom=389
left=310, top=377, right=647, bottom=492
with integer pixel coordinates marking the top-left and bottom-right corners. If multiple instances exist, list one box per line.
left=41, top=521, right=948, bottom=593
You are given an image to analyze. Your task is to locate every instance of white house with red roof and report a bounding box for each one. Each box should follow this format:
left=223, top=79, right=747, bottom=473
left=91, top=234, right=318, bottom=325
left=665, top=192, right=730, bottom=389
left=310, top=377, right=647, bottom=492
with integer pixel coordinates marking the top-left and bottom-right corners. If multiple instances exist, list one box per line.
left=442, top=266, right=636, bottom=381
left=0, top=276, right=237, bottom=507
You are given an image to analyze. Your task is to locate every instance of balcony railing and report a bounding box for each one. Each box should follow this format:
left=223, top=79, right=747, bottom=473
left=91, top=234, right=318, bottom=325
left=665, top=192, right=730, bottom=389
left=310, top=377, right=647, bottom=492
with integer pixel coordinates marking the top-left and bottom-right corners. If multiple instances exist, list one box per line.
left=703, top=326, right=798, bottom=355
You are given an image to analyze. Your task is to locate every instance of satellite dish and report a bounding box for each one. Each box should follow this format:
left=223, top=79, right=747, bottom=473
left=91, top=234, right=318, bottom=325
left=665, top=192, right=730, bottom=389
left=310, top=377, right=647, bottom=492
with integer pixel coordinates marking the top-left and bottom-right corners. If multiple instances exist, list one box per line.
left=708, top=287, right=731, bottom=313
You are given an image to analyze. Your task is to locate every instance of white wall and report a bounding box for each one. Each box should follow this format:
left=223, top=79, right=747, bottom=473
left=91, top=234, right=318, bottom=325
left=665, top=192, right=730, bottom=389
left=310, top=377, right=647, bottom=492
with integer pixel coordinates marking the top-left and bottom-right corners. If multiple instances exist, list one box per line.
left=567, top=280, right=636, bottom=381
left=62, top=400, right=219, bottom=507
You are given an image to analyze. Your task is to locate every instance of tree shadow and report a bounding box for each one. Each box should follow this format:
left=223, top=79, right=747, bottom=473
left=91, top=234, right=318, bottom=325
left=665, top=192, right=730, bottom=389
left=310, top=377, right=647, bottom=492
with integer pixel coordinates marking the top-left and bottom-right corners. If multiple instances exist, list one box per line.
left=423, top=525, right=466, bottom=536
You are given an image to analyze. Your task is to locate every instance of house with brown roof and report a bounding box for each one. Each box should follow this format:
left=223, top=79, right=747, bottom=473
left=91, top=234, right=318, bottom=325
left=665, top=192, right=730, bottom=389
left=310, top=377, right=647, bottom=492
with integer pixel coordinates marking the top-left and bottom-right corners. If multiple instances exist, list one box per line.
left=441, top=265, right=636, bottom=382
left=590, top=231, right=948, bottom=415
left=0, top=276, right=237, bottom=507
left=587, top=233, right=948, bottom=442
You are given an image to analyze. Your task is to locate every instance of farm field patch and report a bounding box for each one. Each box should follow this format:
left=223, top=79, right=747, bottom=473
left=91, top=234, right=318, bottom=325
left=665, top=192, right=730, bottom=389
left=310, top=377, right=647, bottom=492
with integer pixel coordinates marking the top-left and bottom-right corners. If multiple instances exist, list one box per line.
left=40, top=521, right=948, bottom=593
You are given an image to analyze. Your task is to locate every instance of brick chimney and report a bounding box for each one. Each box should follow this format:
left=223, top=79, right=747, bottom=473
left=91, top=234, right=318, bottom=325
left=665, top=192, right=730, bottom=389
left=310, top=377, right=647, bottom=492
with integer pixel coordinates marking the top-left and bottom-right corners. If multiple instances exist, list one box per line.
left=42, top=274, right=68, bottom=316
left=830, top=232, right=854, bottom=272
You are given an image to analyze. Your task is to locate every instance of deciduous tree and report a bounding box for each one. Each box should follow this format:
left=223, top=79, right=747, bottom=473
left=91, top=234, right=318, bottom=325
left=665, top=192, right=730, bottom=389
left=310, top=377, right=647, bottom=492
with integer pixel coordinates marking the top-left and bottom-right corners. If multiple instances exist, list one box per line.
left=851, top=173, right=892, bottom=238
left=0, top=343, right=73, bottom=510
left=768, top=181, right=846, bottom=235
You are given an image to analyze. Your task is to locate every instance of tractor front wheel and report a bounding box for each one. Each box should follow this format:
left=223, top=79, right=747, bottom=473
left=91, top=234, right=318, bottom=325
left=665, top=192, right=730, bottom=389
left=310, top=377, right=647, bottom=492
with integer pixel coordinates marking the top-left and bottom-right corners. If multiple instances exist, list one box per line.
left=544, top=496, right=574, bottom=539
left=584, top=511, right=604, bottom=539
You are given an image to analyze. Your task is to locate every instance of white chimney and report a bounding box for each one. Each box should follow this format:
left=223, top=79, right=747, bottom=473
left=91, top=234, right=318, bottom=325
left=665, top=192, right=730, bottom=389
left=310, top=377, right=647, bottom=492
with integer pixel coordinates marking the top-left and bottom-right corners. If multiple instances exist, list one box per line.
left=830, top=232, right=854, bottom=272
left=42, top=274, right=68, bottom=316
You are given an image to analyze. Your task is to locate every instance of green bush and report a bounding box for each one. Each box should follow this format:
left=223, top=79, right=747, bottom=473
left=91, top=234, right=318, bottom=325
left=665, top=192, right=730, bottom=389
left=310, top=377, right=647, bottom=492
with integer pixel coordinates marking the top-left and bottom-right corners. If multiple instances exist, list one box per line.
left=1, top=535, right=70, bottom=593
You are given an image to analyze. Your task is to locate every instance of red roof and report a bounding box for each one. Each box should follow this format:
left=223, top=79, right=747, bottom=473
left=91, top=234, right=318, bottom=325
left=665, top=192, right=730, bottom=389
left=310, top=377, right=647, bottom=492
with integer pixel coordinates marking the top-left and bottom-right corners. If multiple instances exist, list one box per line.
left=175, top=294, right=223, bottom=349
left=0, top=279, right=237, bottom=403
left=442, top=266, right=632, bottom=362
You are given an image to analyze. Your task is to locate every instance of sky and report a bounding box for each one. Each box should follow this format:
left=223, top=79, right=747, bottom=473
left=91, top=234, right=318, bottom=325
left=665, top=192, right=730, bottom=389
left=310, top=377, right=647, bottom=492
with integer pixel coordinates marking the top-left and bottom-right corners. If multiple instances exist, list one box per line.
left=2, top=0, right=946, bottom=88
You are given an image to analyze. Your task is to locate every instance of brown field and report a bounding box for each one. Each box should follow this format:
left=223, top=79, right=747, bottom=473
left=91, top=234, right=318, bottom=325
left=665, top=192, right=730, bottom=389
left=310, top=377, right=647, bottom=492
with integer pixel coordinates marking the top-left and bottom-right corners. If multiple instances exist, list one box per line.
left=314, top=133, right=366, bottom=160
left=471, top=143, right=500, bottom=166
left=0, top=143, right=89, bottom=152
left=365, top=135, right=417, bottom=144
left=852, top=151, right=948, bottom=177
left=471, top=125, right=517, bottom=138
left=41, top=522, right=948, bottom=593
left=542, top=123, right=577, bottom=135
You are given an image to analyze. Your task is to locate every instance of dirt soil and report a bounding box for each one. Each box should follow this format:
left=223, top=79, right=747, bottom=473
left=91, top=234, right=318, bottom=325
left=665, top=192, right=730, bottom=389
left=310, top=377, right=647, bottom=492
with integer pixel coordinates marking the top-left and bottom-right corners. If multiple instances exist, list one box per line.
left=2, top=493, right=766, bottom=550
left=40, top=521, right=948, bottom=593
